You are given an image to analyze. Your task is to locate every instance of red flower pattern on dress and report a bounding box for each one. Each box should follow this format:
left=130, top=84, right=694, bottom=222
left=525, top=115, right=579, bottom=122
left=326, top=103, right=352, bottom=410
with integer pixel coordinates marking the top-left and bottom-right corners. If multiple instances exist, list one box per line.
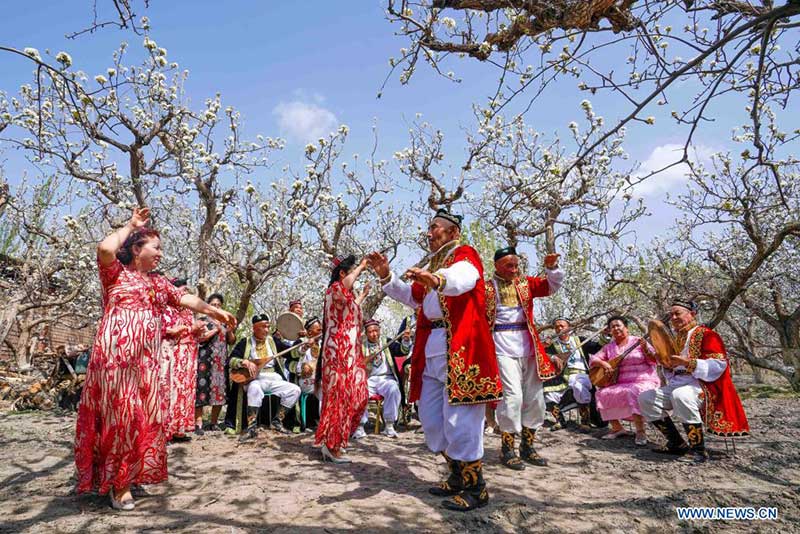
left=315, top=282, right=368, bottom=453
left=74, top=257, right=184, bottom=495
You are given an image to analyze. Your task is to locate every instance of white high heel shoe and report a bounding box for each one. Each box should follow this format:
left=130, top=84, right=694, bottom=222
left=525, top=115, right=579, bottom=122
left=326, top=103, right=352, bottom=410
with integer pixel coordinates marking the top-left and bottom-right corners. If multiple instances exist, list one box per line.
left=109, top=489, right=135, bottom=511
left=321, top=444, right=351, bottom=464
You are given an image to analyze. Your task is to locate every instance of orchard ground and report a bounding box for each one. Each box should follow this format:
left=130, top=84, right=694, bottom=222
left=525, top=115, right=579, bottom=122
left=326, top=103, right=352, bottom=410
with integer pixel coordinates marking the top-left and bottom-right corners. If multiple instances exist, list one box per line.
left=0, top=386, right=798, bottom=533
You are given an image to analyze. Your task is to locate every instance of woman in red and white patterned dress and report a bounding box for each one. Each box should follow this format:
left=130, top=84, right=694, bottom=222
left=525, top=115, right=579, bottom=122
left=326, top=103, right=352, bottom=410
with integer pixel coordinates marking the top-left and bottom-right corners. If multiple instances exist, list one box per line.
left=315, top=255, right=370, bottom=463
left=159, top=281, right=202, bottom=441
left=74, top=208, right=236, bottom=511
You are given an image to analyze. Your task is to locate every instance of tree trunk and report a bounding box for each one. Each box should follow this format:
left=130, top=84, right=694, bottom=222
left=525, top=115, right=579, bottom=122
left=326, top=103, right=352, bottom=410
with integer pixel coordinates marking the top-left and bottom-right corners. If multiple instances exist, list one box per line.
left=14, top=318, right=33, bottom=372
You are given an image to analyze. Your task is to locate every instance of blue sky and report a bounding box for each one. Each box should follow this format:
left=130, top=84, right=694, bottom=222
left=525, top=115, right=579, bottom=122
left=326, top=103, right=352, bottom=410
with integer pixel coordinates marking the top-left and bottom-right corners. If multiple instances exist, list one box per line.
left=0, top=1, right=749, bottom=246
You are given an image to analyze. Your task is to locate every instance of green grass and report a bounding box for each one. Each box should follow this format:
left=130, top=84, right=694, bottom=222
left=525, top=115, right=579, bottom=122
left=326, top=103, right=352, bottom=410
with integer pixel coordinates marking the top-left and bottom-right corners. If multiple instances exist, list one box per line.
left=739, top=383, right=800, bottom=400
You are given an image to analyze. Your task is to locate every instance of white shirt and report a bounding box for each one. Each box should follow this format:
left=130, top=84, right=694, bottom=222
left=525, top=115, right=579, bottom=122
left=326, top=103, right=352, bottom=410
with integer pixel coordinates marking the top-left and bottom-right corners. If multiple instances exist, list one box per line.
left=492, top=268, right=564, bottom=359
left=382, top=257, right=479, bottom=359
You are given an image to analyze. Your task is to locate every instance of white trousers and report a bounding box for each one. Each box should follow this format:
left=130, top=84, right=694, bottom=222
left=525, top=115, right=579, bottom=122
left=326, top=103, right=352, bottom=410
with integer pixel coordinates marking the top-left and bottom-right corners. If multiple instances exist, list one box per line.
left=418, top=355, right=485, bottom=462
left=247, top=372, right=301, bottom=409
left=496, top=355, right=545, bottom=434
left=638, top=382, right=703, bottom=424
left=361, top=375, right=402, bottom=424
left=568, top=373, right=592, bottom=405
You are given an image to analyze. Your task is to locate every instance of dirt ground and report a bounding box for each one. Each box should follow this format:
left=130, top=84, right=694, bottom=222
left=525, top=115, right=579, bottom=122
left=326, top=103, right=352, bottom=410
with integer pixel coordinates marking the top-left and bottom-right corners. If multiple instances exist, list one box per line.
left=1, top=395, right=798, bottom=534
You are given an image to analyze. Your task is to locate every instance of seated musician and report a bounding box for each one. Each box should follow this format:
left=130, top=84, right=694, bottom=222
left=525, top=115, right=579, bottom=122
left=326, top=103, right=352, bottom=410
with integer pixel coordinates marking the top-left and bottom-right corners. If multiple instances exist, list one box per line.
left=293, top=316, right=323, bottom=431
left=589, top=316, right=660, bottom=446
left=223, top=313, right=301, bottom=440
left=638, top=300, right=749, bottom=462
left=353, top=318, right=410, bottom=439
left=544, top=318, right=603, bottom=431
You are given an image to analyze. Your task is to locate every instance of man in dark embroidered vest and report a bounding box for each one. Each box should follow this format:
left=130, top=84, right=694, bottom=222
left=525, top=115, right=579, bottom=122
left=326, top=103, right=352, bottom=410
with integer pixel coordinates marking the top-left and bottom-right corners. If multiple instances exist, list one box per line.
left=368, top=209, right=502, bottom=512
left=486, top=246, right=563, bottom=471
left=638, top=300, right=750, bottom=462
left=225, top=314, right=301, bottom=440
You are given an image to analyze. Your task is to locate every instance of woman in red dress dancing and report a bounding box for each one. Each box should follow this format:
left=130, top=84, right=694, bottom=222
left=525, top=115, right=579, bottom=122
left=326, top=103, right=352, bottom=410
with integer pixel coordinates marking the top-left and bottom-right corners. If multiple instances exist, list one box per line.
left=315, top=255, right=370, bottom=463
left=74, top=207, right=236, bottom=510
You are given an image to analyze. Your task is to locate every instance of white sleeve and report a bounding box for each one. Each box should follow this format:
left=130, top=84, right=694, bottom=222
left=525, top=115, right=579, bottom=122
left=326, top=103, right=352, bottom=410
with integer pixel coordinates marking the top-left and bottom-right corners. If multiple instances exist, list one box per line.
left=546, top=267, right=564, bottom=295
left=437, top=260, right=479, bottom=297
left=381, top=272, right=419, bottom=308
left=693, top=358, right=727, bottom=382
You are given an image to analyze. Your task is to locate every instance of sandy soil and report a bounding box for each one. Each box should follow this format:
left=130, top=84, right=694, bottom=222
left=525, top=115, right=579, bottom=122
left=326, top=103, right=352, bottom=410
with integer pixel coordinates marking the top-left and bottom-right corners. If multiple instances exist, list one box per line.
left=0, top=396, right=798, bottom=534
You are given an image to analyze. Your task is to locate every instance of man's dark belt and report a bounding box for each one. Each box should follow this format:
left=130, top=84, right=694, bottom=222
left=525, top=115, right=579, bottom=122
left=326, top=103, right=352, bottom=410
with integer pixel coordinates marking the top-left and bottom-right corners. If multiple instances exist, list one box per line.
left=494, top=322, right=528, bottom=332
left=430, top=320, right=447, bottom=329
left=672, top=369, right=689, bottom=376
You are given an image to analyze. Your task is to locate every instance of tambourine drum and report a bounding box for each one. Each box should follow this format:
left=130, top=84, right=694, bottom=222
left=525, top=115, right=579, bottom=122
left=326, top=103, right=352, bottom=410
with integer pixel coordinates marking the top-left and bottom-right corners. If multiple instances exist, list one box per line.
left=647, top=319, right=676, bottom=368
left=276, top=311, right=304, bottom=341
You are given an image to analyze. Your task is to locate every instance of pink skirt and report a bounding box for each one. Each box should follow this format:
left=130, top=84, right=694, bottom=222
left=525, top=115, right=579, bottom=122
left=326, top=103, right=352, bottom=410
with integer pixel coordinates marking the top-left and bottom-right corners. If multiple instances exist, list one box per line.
left=595, top=378, right=660, bottom=421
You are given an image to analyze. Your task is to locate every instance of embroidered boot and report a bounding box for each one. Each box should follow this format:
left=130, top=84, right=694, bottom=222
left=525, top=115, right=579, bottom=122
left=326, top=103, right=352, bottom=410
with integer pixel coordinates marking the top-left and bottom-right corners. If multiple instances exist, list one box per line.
left=271, top=406, right=291, bottom=434
left=577, top=405, right=592, bottom=432
left=429, top=453, right=463, bottom=496
left=650, top=417, right=689, bottom=455
left=548, top=404, right=566, bottom=432
left=682, top=423, right=710, bottom=463
left=239, top=407, right=259, bottom=441
left=441, top=460, right=489, bottom=512
left=500, top=432, right=525, bottom=471
left=519, top=426, right=548, bottom=466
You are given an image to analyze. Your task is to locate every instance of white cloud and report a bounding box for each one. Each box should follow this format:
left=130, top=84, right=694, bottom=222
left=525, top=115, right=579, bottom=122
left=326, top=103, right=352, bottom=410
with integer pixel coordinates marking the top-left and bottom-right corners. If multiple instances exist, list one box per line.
left=632, top=143, right=716, bottom=196
left=272, top=99, right=338, bottom=143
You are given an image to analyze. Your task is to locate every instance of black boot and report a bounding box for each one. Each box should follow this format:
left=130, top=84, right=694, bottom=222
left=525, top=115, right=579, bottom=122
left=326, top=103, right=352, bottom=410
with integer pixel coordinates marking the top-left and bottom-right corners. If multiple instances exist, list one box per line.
left=519, top=426, right=547, bottom=466
left=429, top=453, right=463, bottom=496
left=682, top=423, right=710, bottom=463
left=271, top=406, right=291, bottom=434
left=239, top=407, right=259, bottom=442
left=500, top=432, right=525, bottom=471
left=548, top=404, right=566, bottom=431
left=650, top=417, right=689, bottom=455
left=440, top=460, right=489, bottom=512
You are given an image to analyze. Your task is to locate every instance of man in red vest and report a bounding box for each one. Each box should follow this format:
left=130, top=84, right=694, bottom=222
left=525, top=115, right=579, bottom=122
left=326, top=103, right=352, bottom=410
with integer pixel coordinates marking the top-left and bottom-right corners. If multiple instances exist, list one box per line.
left=368, top=209, right=502, bottom=512
left=486, top=246, right=563, bottom=470
left=638, top=300, right=750, bottom=462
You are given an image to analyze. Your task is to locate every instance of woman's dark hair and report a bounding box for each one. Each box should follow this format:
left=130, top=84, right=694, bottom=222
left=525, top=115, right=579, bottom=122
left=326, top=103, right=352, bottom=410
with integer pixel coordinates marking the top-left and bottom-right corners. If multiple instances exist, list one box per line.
left=329, top=254, right=356, bottom=287
left=207, top=293, right=224, bottom=305
left=606, top=315, right=629, bottom=328
left=171, top=277, right=188, bottom=287
left=116, top=228, right=160, bottom=266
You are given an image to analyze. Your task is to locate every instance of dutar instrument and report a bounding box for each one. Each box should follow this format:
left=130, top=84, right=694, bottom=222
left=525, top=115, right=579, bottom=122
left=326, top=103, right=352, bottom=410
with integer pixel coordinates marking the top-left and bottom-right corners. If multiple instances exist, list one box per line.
left=230, top=333, right=322, bottom=384
left=589, top=315, right=674, bottom=388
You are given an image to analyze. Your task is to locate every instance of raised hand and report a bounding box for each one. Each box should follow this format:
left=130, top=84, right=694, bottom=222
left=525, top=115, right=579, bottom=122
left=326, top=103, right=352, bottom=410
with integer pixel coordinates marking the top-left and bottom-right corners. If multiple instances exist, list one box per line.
left=129, top=207, right=150, bottom=229
left=544, top=253, right=560, bottom=269
left=366, top=252, right=390, bottom=279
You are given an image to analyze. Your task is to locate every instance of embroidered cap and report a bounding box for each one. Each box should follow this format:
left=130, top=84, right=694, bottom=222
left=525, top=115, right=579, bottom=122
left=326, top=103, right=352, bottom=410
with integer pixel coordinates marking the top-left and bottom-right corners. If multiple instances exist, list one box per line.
left=671, top=299, right=699, bottom=313
left=432, top=208, right=463, bottom=229
left=289, top=299, right=302, bottom=308
left=251, top=313, right=270, bottom=325
left=363, top=318, right=380, bottom=329
left=493, top=246, right=517, bottom=262
left=304, top=316, right=321, bottom=330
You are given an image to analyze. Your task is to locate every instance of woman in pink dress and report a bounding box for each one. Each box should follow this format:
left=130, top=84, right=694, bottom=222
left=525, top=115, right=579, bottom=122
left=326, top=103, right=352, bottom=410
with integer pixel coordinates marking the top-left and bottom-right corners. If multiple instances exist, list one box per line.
left=315, top=254, right=370, bottom=463
left=159, top=278, right=202, bottom=441
left=74, top=208, right=236, bottom=511
left=589, top=316, right=660, bottom=446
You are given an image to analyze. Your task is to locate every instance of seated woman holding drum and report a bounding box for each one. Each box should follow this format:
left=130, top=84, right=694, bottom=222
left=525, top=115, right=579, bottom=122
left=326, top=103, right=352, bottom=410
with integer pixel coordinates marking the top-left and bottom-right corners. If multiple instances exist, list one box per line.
left=589, top=315, right=661, bottom=446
